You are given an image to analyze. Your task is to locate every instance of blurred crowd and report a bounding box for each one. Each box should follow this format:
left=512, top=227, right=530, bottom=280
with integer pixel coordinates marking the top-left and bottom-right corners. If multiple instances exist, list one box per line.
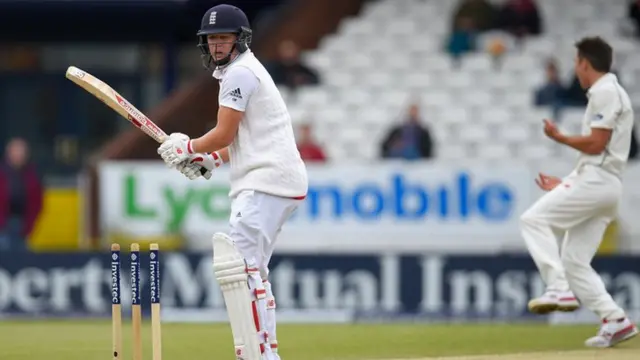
left=265, top=34, right=436, bottom=163
left=3, top=1, right=637, bottom=171
left=448, top=0, right=541, bottom=59
left=286, top=0, right=639, bottom=163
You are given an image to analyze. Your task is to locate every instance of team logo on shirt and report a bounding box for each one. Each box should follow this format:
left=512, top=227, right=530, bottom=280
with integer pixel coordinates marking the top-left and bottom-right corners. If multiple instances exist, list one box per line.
left=593, top=113, right=604, bottom=121
left=229, top=88, right=243, bottom=101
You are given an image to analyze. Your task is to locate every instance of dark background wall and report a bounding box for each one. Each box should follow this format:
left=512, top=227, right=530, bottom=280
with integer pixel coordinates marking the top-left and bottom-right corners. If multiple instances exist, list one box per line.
left=0, top=0, right=284, bottom=43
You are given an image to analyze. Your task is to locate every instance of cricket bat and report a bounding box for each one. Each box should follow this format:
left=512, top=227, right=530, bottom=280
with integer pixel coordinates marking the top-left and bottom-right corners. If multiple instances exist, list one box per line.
left=65, top=66, right=168, bottom=143
left=65, top=66, right=208, bottom=176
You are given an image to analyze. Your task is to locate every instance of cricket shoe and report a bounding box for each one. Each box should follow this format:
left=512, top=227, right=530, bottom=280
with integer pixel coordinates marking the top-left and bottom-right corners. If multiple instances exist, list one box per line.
left=585, top=317, right=638, bottom=348
left=527, top=290, right=580, bottom=314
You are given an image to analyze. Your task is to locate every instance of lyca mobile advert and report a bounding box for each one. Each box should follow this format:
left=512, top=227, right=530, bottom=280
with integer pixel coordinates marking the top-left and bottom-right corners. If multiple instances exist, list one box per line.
left=98, top=162, right=533, bottom=253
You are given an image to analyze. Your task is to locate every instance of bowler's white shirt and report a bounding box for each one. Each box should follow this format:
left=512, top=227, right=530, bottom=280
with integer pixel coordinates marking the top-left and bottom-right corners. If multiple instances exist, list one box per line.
left=575, top=73, right=634, bottom=179
left=213, top=50, right=308, bottom=199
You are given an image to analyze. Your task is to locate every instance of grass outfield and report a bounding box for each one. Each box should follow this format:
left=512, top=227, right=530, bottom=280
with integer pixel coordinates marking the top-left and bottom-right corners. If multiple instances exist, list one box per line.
left=0, top=321, right=638, bottom=359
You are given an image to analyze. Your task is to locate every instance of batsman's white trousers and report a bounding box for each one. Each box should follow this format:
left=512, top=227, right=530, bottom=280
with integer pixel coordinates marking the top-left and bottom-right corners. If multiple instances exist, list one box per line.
left=520, top=164, right=626, bottom=320
left=228, top=190, right=301, bottom=275
left=227, top=190, right=302, bottom=359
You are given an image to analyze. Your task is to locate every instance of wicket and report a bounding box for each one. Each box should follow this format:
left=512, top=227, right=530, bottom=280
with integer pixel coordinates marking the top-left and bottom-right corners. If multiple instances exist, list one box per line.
left=111, top=243, right=162, bottom=360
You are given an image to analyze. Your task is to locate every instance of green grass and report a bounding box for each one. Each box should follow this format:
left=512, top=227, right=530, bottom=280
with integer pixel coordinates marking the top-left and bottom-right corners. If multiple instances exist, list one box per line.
left=0, top=321, right=638, bottom=359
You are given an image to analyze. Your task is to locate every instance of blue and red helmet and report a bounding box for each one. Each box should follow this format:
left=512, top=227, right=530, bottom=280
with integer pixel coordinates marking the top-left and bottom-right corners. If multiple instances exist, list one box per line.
left=197, top=4, right=253, bottom=69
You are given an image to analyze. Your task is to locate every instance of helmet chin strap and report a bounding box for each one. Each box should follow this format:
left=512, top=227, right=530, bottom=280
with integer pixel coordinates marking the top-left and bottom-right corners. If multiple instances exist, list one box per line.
left=198, top=36, right=246, bottom=71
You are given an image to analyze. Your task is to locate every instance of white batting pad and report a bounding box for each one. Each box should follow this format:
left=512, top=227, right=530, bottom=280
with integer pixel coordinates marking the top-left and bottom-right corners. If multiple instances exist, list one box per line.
left=212, top=232, right=262, bottom=360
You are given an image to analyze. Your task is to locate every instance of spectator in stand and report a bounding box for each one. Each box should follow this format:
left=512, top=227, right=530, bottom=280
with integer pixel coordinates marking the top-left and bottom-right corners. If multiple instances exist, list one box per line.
left=0, top=137, right=43, bottom=251
left=452, top=0, right=497, bottom=33
left=381, top=104, right=434, bottom=160
left=534, top=58, right=567, bottom=120
left=628, top=0, right=640, bottom=37
left=447, top=16, right=478, bottom=62
left=264, top=40, right=320, bottom=91
left=296, top=123, right=326, bottom=163
left=498, top=0, right=542, bottom=42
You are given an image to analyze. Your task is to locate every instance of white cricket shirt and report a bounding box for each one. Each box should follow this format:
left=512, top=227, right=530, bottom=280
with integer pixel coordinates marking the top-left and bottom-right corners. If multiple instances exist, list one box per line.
left=213, top=50, right=308, bottom=199
left=575, top=73, right=634, bottom=179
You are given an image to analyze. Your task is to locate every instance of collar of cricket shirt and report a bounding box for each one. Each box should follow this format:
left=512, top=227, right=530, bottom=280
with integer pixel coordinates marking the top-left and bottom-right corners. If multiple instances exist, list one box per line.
left=587, top=72, right=617, bottom=98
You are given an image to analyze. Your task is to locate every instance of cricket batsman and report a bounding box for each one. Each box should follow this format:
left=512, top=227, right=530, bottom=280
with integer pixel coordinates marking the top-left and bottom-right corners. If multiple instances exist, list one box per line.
left=520, top=36, right=638, bottom=347
left=156, top=4, right=308, bottom=359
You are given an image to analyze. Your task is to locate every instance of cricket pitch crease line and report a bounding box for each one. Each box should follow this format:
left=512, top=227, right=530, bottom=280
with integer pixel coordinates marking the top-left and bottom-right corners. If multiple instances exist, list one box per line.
left=371, top=348, right=640, bottom=360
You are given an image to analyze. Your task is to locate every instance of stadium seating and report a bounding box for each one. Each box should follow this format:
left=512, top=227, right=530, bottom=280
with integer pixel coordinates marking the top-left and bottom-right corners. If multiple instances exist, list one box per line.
left=284, top=0, right=639, bottom=161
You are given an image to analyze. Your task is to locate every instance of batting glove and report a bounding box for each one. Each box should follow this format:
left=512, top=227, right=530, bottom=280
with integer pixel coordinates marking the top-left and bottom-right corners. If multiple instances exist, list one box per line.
left=177, top=152, right=223, bottom=180
left=157, top=133, right=193, bottom=167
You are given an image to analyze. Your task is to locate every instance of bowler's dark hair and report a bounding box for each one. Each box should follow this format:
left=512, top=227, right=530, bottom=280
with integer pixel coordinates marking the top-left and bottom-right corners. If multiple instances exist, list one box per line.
left=575, top=36, right=613, bottom=73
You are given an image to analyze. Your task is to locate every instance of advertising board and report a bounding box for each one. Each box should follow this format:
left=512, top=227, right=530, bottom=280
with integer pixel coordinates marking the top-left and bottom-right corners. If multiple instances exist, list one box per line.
left=96, top=161, right=640, bottom=253
left=98, top=161, right=536, bottom=253
left=1, top=252, right=638, bottom=324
